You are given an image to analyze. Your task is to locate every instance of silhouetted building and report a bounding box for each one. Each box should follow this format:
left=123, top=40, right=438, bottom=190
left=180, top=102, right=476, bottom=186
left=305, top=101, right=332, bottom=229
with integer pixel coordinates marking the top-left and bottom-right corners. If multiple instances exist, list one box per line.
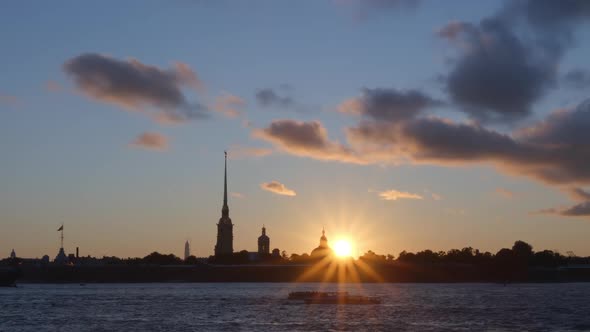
left=215, top=152, right=233, bottom=256
left=310, top=228, right=333, bottom=259
left=272, top=248, right=280, bottom=258
left=258, top=225, right=270, bottom=255
left=10, top=249, right=16, bottom=259
left=54, top=248, right=68, bottom=264
left=184, top=240, right=191, bottom=260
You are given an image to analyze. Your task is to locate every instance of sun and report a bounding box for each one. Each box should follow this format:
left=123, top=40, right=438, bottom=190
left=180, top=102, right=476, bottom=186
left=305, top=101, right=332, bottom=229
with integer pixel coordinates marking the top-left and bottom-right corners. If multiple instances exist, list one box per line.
left=333, top=239, right=352, bottom=257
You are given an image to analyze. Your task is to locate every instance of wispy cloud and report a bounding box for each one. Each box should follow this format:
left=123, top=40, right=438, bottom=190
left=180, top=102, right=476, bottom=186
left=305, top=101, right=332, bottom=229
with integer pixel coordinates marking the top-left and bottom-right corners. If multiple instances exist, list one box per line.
left=0, top=93, right=19, bottom=105
left=213, top=92, right=245, bottom=118
left=129, top=132, right=169, bottom=151
left=428, top=191, right=442, bottom=201
left=260, top=181, right=296, bottom=196
left=256, top=88, right=295, bottom=109
left=534, top=202, right=590, bottom=217
left=230, top=192, right=244, bottom=199
left=376, top=189, right=423, bottom=201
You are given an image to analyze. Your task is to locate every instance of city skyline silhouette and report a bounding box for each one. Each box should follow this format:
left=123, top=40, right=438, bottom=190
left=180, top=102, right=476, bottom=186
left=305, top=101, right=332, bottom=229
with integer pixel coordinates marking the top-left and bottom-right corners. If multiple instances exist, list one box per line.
left=2, top=0, right=590, bottom=261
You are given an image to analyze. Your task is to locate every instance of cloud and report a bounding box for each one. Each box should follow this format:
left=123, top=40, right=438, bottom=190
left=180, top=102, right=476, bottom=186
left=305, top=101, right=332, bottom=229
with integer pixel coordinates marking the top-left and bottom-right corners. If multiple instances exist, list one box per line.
left=230, top=192, right=244, bottom=199
left=438, top=19, right=555, bottom=122
left=521, top=0, right=590, bottom=33
left=337, top=88, right=443, bottom=122
left=568, top=187, right=590, bottom=201
left=563, top=69, right=590, bottom=89
left=260, top=181, right=296, bottom=196
left=252, top=119, right=364, bottom=164
left=348, top=99, right=590, bottom=186
left=254, top=99, right=590, bottom=200
left=129, top=132, right=169, bottom=151
left=537, top=187, right=590, bottom=217
left=63, top=53, right=207, bottom=122
left=255, top=88, right=295, bottom=109
left=428, top=191, right=442, bottom=201
left=213, top=93, right=245, bottom=118
left=377, top=189, right=423, bottom=201
left=495, top=188, right=514, bottom=198
left=228, top=146, right=273, bottom=159
left=0, top=94, right=18, bottom=105
left=438, top=1, right=590, bottom=123
left=561, top=202, right=590, bottom=216
left=252, top=98, right=590, bottom=192
left=536, top=202, right=590, bottom=217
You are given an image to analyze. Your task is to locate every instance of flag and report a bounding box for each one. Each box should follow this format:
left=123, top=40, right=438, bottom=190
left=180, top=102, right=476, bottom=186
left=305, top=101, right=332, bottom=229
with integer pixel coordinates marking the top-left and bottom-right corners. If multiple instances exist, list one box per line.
left=57, top=225, right=63, bottom=231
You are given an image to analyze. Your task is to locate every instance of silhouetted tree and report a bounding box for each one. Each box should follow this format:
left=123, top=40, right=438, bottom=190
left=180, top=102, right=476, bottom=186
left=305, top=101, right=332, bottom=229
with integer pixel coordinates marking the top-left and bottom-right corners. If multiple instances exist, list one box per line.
left=512, top=241, right=534, bottom=259
left=142, top=252, right=182, bottom=265
left=184, top=255, right=200, bottom=265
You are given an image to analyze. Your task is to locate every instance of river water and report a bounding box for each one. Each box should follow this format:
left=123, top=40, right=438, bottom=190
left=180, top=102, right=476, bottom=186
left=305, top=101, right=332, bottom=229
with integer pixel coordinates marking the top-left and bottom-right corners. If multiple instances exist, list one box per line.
left=1, top=283, right=589, bottom=331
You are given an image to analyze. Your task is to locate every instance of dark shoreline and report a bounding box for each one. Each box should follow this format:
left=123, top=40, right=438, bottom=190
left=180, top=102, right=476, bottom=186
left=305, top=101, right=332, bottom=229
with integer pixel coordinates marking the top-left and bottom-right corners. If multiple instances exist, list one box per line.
left=11, top=264, right=590, bottom=284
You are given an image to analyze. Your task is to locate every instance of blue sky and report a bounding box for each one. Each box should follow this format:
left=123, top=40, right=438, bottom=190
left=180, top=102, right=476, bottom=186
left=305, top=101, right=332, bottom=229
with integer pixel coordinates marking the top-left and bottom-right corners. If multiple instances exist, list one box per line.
left=2, top=0, right=590, bottom=259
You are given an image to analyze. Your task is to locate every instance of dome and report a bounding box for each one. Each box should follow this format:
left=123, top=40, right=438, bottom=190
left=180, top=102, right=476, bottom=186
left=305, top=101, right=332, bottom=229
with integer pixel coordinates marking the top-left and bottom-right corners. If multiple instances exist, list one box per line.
left=310, top=228, right=333, bottom=258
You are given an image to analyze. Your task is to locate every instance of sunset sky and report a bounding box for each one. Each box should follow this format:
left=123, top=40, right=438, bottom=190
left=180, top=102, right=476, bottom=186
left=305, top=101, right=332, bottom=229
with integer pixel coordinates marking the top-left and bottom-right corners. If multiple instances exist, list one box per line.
left=2, top=0, right=590, bottom=259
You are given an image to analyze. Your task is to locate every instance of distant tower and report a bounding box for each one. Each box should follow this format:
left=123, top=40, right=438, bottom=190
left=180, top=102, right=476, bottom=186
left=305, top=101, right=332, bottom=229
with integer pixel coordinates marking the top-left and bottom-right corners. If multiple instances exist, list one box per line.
left=258, top=225, right=270, bottom=255
left=184, top=240, right=191, bottom=260
left=215, top=151, right=234, bottom=256
left=10, top=249, right=16, bottom=259
left=54, top=224, right=68, bottom=264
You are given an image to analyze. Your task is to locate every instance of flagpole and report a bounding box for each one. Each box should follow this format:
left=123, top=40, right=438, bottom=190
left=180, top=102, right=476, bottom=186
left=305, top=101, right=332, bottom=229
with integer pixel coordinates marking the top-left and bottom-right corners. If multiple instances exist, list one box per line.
left=61, top=224, right=64, bottom=249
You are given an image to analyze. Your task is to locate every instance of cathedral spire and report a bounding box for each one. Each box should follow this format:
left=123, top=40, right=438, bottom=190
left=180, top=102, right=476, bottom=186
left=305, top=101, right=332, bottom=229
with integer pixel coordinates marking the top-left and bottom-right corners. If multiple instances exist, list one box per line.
left=215, top=150, right=234, bottom=256
left=222, top=151, right=229, bottom=217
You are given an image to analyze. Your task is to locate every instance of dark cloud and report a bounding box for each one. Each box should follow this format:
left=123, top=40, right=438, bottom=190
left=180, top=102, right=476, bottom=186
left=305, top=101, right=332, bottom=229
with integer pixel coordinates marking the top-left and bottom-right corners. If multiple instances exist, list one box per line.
left=254, top=98, right=590, bottom=215
left=338, top=88, right=442, bottom=122
left=350, top=100, right=590, bottom=185
left=64, top=53, right=207, bottom=122
left=255, top=99, right=590, bottom=187
left=438, top=0, right=590, bottom=123
left=563, top=69, right=590, bottom=89
left=515, top=100, right=590, bottom=146
left=255, top=88, right=295, bottom=109
left=439, top=19, right=555, bottom=122
left=252, top=119, right=363, bottom=164
left=561, top=201, right=590, bottom=216
left=523, top=0, right=590, bottom=31
left=538, top=201, right=590, bottom=217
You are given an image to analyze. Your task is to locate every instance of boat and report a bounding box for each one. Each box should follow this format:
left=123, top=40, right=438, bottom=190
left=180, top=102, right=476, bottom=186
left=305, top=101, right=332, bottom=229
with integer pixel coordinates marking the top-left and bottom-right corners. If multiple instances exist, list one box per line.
left=288, top=291, right=381, bottom=304
left=0, top=267, right=19, bottom=287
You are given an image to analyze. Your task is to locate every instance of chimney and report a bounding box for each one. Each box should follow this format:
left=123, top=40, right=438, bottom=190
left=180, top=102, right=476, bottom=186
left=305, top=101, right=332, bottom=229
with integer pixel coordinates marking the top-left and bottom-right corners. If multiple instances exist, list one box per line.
left=76, top=247, right=79, bottom=258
